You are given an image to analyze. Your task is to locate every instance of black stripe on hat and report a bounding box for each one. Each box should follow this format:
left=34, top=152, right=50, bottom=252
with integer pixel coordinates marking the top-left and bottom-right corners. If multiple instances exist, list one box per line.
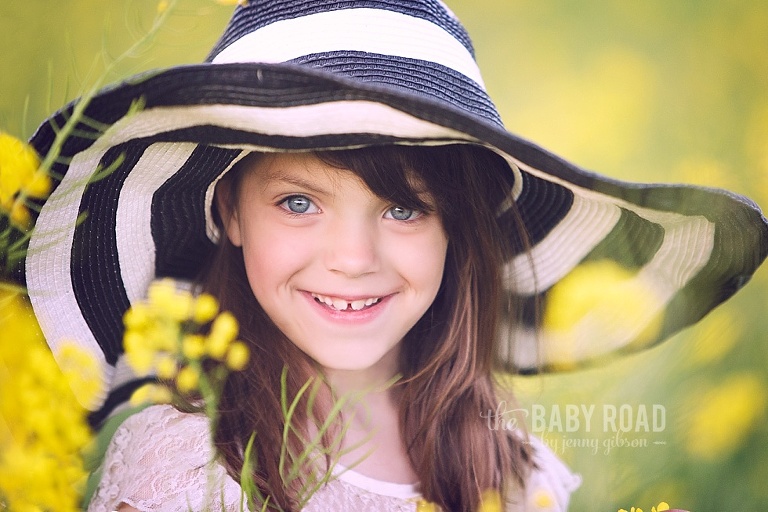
left=206, top=0, right=474, bottom=62
left=508, top=171, right=575, bottom=247
left=289, top=51, right=502, bottom=126
left=72, top=142, right=152, bottom=365
left=153, top=145, right=242, bottom=279
left=157, top=125, right=458, bottom=150
left=130, top=64, right=502, bottom=138
left=583, top=208, right=664, bottom=270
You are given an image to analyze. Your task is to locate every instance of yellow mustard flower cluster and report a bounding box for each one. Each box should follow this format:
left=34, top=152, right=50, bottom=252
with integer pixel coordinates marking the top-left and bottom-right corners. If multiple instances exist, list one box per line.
left=0, top=291, right=99, bottom=512
left=618, top=503, right=672, bottom=512
left=0, top=132, right=51, bottom=229
left=685, top=373, right=766, bottom=459
left=124, top=279, right=250, bottom=402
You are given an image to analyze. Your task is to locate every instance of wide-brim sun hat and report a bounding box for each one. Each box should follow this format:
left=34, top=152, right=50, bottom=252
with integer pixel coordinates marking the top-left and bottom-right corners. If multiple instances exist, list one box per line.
left=25, top=0, right=768, bottom=424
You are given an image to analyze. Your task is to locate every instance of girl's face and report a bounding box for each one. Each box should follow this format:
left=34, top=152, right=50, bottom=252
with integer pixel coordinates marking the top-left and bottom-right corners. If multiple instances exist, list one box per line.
left=223, top=152, right=448, bottom=374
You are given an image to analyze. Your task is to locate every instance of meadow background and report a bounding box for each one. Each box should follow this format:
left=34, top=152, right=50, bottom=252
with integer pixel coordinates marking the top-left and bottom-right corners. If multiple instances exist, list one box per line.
left=1, top=1, right=766, bottom=510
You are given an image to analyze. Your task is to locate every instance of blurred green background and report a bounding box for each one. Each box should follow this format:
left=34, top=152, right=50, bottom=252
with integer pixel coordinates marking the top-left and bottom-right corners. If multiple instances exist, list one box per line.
left=1, top=1, right=766, bottom=510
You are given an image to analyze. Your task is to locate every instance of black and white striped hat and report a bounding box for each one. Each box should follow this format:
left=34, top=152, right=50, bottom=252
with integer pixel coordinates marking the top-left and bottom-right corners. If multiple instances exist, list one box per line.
left=25, top=0, right=768, bottom=423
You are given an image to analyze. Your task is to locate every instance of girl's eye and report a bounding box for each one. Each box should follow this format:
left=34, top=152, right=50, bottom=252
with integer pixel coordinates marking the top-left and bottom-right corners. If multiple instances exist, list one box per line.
left=280, top=195, right=317, bottom=214
left=385, top=206, right=421, bottom=221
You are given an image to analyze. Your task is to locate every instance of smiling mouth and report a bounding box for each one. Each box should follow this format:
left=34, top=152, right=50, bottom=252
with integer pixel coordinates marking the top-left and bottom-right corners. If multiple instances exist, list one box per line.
left=310, top=292, right=382, bottom=311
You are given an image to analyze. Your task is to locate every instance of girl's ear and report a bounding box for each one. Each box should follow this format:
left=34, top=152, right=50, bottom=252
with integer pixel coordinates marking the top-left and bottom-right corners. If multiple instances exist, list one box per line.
left=215, top=178, right=243, bottom=247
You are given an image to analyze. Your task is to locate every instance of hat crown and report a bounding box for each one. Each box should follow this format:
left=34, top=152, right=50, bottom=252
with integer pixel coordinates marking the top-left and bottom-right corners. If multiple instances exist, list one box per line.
left=206, top=0, right=503, bottom=126
left=207, top=1, right=476, bottom=59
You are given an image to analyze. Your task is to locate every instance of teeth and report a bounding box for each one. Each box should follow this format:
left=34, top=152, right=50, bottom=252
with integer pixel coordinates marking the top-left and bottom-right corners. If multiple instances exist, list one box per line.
left=332, top=298, right=348, bottom=311
left=311, top=293, right=381, bottom=311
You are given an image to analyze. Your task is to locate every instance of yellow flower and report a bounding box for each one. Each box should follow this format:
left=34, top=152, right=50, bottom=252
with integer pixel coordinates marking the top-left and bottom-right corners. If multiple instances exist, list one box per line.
left=124, top=330, right=156, bottom=375
left=0, top=295, right=95, bottom=511
left=176, top=365, right=200, bottom=394
left=0, top=131, right=50, bottom=229
left=129, top=383, right=153, bottom=405
left=211, top=310, right=239, bottom=341
left=685, top=373, right=766, bottom=459
left=226, top=341, right=250, bottom=371
left=124, top=302, right=151, bottom=330
left=182, top=333, right=207, bottom=360
left=148, top=278, right=193, bottom=321
left=207, top=311, right=239, bottom=359
left=193, top=293, right=219, bottom=323
left=8, top=198, right=31, bottom=227
left=156, top=354, right=179, bottom=379
left=531, top=488, right=555, bottom=509
left=415, top=499, right=438, bottom=512
left=619, top=504, right=671, bottom=512
left=57, top=342, right=105, bottom=410
left=0, top=288, right=45, bottom=345
left=130, top=383, right=173, bottom=406
left=123, top=280, right=248, bottom=399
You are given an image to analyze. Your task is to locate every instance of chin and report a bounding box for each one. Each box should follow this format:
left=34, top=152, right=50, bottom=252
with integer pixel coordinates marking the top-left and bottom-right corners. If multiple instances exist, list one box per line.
left=305, top=343, right=400, bottom=375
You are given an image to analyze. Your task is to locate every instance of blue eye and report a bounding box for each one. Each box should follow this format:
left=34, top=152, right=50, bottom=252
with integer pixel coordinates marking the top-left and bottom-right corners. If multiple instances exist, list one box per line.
left=281, top=195, right=316, bottom=214
left=386, top=206, right=420, bottom=221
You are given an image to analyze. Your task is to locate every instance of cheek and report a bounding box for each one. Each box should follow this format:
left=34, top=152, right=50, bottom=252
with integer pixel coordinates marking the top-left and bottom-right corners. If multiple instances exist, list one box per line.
left=239, top=226, right=309, bottom=297
left=398, top=227, right=449, bottom=293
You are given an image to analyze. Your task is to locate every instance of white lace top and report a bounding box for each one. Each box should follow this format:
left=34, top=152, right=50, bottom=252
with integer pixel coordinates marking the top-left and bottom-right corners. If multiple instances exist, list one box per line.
left=88, top=405, right=580, bottom=511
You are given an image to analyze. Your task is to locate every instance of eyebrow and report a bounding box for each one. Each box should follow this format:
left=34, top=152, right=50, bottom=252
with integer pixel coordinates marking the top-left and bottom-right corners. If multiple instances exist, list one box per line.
left=263, top=171, right=331, bottom=195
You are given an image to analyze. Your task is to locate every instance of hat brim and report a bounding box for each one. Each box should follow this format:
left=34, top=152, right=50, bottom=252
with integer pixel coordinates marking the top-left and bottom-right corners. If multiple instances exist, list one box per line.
left=25, top=62, right=768, bottom=421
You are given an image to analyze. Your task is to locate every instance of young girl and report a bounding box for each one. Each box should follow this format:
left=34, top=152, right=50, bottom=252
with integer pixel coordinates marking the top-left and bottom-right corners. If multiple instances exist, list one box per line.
left=24, top=1, right=767, bottom=511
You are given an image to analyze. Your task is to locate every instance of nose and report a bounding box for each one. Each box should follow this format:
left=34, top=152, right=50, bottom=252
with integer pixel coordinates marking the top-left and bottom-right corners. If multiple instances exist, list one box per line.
left=323, top=218, right=380, bottom=278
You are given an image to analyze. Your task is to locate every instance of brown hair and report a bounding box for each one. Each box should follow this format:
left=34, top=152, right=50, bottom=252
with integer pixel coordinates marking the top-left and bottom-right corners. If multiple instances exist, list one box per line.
left=200, top=144, right=533, bottom=511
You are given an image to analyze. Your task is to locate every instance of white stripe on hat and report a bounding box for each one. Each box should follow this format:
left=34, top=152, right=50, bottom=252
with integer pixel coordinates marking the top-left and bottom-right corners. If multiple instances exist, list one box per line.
left=211, top=8, right=486, bottom=88
left=97, top=101, right=475, bottom=149
left=116, top=143, right=198, bottom=303
left=504, top=194, right=623, bottom=295
left=27, top=145, right=114, bottom=409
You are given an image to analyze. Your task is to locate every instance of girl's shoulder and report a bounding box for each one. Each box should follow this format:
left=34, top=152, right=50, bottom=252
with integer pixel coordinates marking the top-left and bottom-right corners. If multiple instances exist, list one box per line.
left=87, top=404, right=241, bottom=511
